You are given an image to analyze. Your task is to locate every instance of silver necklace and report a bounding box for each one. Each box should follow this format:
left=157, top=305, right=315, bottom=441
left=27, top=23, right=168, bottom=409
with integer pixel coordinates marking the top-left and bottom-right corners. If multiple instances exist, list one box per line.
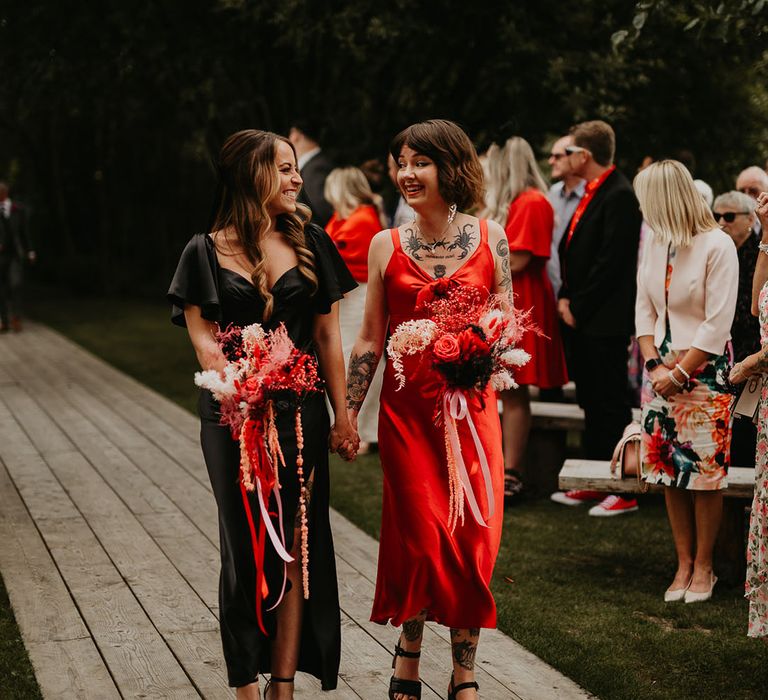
left=414, top=203, right=458, bottom=250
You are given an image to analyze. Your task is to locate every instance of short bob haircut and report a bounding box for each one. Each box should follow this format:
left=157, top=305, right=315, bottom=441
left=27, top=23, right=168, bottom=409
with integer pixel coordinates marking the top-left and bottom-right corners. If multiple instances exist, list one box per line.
left=389, top=119, right=484, bottom=211
left=634, top=160, right=718, bottom=248
left=713, top=190, right=757, bottom=216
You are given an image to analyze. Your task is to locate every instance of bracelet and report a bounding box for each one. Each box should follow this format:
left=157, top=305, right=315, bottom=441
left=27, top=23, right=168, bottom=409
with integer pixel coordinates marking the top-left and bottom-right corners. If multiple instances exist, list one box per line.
left=674, top=363, right=690, bottom=381
left=668, top=371, right=685, bottom=389
left=759, top=242, right=768, bottom=256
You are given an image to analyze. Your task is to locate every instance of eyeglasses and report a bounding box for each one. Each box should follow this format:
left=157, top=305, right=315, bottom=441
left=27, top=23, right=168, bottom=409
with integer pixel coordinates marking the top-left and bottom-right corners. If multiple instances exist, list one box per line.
left=564, top=145, right=589, bottom=156
left=713, top=211, right=750, bottom=223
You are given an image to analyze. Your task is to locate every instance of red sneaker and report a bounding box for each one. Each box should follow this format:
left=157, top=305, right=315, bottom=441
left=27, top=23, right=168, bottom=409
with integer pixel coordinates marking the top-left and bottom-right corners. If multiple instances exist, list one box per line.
left=550, top=490, right=605, bottom=506
left=588, top=495, right=639, bottom=517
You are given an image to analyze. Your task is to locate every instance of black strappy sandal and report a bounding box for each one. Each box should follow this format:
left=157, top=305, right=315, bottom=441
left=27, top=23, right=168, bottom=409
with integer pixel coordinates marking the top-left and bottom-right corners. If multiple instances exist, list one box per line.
left=389, top=641, right=422, bottom=699
left=448, top=672, right=479, bottom=699
left=264, top=676, right=293, bottom=698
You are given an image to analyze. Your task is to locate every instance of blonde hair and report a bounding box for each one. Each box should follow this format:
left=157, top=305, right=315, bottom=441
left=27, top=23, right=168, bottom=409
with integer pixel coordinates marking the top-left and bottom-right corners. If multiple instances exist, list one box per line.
left=633, top=160, right=718, bottom=248
left=210, top=130, right=318, bottom=321
left=482, top=136, right=548, bottom=225
left=324, top=166, right=387, bottom=224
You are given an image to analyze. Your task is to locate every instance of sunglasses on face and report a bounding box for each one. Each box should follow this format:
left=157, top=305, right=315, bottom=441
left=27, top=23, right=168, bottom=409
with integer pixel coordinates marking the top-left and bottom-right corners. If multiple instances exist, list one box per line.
left=713, top=211, right=750, bottom=223
left=549, top=152, right=567, bottom=160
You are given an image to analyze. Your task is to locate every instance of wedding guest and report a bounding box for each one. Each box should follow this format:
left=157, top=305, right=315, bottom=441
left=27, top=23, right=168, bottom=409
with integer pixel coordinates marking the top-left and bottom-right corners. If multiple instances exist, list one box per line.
left=482, top=137, right=568, bottom=504
left=346, top=120, right=510, bottom=700
left=324, top=166, right=387, bottom=452
left=168, top=130, right=357, bottom=699
left=729, top=190, right=768, bottom=636
left=714, top=191, right=760, bottom=467
left=635, top=160, right=738, bottom=604
left=0, top=182, right=35, bottom=333
left=289, top=121, right=335, bottom=226
left=546, top=135, right=585, bottom=297
left=694, top=179, right=714, bottom=208
left=557, top=120, right=642, bottom=517
left=736, top=166, right=768, bottom=202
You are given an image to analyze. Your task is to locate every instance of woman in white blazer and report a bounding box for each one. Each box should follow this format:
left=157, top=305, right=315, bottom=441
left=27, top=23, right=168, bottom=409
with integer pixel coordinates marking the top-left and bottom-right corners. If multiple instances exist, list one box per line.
left=634, top=160, right=738, bottom=604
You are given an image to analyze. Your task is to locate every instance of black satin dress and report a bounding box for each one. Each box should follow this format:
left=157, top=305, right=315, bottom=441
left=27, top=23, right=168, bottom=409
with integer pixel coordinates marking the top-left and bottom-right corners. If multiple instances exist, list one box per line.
left=167, top=225, right=356, bottom=689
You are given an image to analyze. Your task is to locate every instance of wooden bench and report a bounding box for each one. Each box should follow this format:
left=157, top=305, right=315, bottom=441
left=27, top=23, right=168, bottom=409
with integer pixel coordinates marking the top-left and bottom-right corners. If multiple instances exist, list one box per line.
left=559, top=459, right=754, bottom=584
left=517, top=403, right=641, bottom=496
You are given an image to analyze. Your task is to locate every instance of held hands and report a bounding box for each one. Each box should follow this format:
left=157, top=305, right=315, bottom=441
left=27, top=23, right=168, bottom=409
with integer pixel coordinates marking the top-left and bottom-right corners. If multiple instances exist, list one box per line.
left=557, top=298, right=577, bottom=329
left=330, top=415, right=360, bottom=462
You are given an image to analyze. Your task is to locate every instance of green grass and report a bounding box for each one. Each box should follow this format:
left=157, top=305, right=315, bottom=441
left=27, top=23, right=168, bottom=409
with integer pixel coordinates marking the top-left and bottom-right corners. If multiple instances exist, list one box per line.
left=18, top=295, right=768, bottom=700
left=0, top=575, right=42, bottom=700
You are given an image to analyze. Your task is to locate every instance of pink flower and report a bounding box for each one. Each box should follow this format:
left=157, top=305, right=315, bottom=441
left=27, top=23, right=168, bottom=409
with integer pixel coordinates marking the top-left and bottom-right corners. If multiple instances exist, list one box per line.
left=433, top=334, right=461, bottom=362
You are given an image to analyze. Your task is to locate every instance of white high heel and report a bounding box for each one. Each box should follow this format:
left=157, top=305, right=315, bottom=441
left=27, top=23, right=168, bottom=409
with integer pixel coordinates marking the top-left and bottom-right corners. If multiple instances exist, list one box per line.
left=664, top=578, right=692, bottom=603
left=684, top=575, right=717, bottom=603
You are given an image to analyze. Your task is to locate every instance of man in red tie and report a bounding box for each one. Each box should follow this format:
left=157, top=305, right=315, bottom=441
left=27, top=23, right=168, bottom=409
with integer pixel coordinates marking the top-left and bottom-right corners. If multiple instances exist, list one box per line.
left=556, top=121, right=642, bottom=516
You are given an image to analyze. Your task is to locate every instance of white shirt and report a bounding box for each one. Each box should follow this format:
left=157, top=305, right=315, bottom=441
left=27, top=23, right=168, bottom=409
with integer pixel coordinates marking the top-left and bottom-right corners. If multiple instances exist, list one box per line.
left=298, top=147, right=321, bottom=171
left=392, top=196, right=415, bottom=228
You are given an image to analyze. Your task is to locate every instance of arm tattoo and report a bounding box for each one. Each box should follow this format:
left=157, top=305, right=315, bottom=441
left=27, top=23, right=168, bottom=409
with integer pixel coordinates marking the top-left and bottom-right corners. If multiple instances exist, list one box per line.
left=754, top=347, right=768, bottom=373
left=346, top=351, right=378, bottom=412
left=496, top=238, right=513, bottom=300
left=448, top=223, right=476, bottom=259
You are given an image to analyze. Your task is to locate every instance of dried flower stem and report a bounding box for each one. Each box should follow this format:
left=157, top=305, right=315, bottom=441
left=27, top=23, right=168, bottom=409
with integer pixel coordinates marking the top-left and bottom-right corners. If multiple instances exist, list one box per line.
left=295, top=409, right=310, bottom=599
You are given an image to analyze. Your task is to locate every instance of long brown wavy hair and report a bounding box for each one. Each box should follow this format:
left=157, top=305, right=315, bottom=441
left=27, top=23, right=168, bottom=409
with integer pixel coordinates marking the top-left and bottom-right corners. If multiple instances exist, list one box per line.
left=209, top=129, right=318, bottom=320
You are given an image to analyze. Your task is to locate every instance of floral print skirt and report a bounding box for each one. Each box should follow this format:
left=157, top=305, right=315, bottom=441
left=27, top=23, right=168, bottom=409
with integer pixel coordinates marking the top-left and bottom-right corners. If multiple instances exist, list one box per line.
left=640, top=331, right=734, bottom=491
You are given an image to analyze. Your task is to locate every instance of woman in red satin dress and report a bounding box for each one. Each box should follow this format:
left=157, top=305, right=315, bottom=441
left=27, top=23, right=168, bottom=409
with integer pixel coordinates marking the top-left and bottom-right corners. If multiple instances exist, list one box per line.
left=345, top=120, right=512, bottom=700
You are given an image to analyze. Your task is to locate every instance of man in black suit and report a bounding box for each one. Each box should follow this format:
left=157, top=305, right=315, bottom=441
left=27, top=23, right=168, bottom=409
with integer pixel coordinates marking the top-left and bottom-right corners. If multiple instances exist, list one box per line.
left=0, top=182, right=35, bottom=332
left=288, top=121, right=334, bottom=227
left=557, top=121, right=642, bottom=514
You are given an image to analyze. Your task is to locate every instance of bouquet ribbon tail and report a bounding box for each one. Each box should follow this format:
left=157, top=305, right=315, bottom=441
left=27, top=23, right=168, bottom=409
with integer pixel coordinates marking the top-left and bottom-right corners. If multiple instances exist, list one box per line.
left=240, top=482, right=269, bottom=635
left=444, top=389, right=495, bottom=527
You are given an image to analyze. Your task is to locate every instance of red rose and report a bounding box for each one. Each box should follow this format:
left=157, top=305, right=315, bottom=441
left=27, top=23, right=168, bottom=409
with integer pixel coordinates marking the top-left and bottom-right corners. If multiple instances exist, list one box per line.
left=457, top=328, right=490, bottom=360
left=433, top=334, right=461, bottom=362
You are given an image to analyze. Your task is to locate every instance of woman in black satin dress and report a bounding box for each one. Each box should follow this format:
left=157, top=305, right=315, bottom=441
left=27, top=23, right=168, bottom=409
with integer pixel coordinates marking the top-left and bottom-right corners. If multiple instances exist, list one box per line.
left=168, top=130, right=358, bottom=699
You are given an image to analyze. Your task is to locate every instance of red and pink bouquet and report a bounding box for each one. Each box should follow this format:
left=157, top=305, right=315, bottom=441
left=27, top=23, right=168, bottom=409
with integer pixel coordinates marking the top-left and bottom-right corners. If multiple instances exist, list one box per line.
left=387, top=279, right=534, bottom=530
left=195, top=323, right=322, bottom=631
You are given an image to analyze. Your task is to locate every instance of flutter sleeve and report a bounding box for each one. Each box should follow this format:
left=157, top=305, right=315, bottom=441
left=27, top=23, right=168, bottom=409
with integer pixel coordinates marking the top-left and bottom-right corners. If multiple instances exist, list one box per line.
left=167, top=233, right=221, bottom=327
left=305, top=223, right=358, bottom=314
left=504, top=191, right=554, bottom=258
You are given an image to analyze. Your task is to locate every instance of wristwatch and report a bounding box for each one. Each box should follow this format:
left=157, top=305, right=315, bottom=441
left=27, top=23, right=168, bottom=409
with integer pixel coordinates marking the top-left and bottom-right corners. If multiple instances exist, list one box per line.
left=645, top=358, right=664, bottom=371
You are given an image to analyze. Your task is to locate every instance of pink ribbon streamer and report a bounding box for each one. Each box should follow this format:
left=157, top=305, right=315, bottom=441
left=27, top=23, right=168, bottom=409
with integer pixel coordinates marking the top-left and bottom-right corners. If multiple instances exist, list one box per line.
left=443, top=389, right=495, bottom=528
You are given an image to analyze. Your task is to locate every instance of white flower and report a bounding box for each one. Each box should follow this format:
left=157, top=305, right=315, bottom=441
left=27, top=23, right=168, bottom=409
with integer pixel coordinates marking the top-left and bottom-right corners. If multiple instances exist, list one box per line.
left=491, top=369, right=517, bottom=391
left=387, top=319, right=438, bottom=390
left=241, top=323, right=267, bottom=352
left=194, top=364, right=241, bottom=400
left=500, top=348, right=530, bottom=367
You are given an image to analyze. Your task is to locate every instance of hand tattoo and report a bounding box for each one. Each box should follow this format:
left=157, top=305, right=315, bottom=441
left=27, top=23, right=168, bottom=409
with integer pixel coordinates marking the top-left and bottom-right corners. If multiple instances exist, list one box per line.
left=346, top=351, right=378, bottom=412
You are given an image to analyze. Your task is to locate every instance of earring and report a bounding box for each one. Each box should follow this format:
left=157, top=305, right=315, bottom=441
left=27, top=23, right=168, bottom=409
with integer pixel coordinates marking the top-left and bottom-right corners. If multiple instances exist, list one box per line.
left=447, top=203, right=458, bottom=225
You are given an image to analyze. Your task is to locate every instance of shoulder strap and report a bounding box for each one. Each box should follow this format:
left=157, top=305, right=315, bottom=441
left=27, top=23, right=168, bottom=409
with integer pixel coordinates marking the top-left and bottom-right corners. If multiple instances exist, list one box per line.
left=479, top=218, right=488, bottom=244
left=389, top=227, right=401, bottom=251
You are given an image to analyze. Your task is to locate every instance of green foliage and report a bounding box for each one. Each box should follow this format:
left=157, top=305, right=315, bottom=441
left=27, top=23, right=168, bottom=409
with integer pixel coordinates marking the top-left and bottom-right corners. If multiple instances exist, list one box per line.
left=2, top=1, right=767, bottom=295
left=0, top=575, right=42, bottom=699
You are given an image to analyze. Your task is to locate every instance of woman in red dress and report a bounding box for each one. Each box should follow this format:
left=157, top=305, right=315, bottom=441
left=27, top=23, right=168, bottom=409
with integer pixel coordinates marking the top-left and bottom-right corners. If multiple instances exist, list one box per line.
left=482, top=137, right=568, bottom=501
left=345, top=120, right=512, bottom=700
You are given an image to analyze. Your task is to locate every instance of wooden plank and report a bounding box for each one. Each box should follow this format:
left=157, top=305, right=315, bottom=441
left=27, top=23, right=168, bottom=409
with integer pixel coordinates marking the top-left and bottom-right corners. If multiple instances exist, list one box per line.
left=559, top=459, right=755, bottom=498
left=0, top=461, right=120, bottom=698
left=331, top=509, right=592, bottom=700
left=25, top=639, right=120, bottom=700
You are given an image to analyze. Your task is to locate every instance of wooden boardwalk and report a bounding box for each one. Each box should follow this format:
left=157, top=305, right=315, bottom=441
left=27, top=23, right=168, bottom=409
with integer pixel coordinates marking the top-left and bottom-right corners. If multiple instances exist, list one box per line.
left=0, top=323, right=592, bottom=699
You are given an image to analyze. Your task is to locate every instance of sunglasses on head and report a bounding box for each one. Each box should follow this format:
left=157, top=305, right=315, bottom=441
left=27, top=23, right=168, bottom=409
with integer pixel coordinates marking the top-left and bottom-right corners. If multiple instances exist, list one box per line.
left=713, top=211, right=750, bottom=223
left=564, top=145, right=589, bottom=156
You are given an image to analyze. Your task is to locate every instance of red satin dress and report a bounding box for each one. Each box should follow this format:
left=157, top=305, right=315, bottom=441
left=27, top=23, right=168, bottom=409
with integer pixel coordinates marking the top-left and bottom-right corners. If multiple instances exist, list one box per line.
left=372, top=221, right=504, bottom=629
